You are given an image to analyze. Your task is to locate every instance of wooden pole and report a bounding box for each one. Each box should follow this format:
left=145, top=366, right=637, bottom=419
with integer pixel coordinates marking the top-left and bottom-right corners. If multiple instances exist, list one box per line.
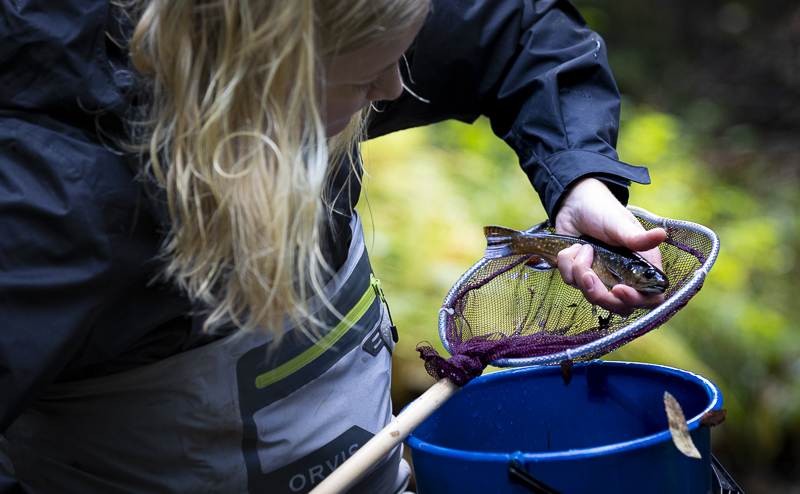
left=309, top=378, right=460, bottom=494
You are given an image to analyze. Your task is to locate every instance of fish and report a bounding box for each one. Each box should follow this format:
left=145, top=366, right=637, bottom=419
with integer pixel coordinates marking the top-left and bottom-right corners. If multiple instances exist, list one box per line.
left=483, top=226, right=669, bottom=294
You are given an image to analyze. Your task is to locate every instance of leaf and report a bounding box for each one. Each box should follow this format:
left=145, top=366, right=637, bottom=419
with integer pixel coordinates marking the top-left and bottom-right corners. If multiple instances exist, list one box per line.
left=699, top=409, right=727, bottom=428
left=560, top=360, right=574, bottom=387
left=664, top=391, right=702, bottom=459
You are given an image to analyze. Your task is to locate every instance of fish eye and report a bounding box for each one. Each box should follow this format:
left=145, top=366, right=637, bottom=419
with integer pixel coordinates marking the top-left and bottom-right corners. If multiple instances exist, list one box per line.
left=644, top=268, right=656, bottom=279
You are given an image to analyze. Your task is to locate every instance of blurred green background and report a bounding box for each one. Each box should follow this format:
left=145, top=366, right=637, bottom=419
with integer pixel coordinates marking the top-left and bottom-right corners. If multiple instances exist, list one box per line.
left=361, top=1, right=800, bottom=492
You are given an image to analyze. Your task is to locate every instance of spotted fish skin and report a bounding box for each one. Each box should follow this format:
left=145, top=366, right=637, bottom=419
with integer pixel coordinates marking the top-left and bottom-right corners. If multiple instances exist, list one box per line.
left=483, top=225, right=669, bottom=294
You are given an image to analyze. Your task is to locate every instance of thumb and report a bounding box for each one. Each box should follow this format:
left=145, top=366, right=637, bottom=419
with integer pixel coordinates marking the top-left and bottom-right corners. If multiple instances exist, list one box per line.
left=614, top=222, right=667, bottom=252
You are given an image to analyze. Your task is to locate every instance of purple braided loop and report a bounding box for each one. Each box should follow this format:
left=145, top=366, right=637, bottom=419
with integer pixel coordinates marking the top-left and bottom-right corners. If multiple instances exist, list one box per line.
left=417, top=343, right=484, bottom=386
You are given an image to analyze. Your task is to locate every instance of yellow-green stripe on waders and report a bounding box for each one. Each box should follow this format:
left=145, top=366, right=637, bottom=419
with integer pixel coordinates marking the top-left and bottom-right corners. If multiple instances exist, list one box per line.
left=253, top=276, right=383, bottom=390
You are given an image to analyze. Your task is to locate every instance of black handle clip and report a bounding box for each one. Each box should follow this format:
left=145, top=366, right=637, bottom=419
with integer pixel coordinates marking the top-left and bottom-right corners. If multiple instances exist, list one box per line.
left=508, top=459, right=563, bottom=494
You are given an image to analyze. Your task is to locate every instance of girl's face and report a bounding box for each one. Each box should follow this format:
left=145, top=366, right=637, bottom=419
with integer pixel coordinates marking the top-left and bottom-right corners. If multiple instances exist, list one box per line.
left=323, top=17, right=425, bottom=137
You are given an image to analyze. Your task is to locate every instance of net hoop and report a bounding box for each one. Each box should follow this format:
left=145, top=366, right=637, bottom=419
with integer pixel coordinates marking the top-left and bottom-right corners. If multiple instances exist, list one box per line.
left=437, top=206, right=720, bottom=367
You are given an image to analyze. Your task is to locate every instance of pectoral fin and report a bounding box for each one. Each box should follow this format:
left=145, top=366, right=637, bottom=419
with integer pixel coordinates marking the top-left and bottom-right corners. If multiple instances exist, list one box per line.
left=524, top=255, right=556, bottom=271
left=598, top=263, right=624, bottom=289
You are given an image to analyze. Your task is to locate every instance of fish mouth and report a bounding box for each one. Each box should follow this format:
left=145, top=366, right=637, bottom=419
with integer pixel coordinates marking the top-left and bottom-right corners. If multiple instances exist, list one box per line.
left=635, top=285, right=668, bottom=295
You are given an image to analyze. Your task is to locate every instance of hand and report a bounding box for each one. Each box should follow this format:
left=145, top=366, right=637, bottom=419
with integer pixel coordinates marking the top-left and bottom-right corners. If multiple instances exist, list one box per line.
left=553, top=177, right=666, bottom=316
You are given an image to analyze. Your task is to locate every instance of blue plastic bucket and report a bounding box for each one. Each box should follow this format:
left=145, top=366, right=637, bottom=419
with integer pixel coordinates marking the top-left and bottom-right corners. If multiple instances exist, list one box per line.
left=405, top=361, right=722, bottom=494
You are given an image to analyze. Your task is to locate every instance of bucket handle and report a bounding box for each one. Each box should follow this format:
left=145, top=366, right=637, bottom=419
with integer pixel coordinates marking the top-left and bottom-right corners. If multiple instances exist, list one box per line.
left=711, top=455, right=745, bottom=493
left=508, top=459, right=564, bottom=494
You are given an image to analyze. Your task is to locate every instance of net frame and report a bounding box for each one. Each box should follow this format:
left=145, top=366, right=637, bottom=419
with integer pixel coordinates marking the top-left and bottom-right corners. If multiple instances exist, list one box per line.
left=436, top=206, right=720, bottom=368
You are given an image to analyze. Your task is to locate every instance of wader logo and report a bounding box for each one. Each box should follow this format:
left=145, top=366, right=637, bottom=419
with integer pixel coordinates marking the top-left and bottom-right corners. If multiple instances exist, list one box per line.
left=361, top=325, right=386, bottom=357
left=263, top=426, right=373, bottom=493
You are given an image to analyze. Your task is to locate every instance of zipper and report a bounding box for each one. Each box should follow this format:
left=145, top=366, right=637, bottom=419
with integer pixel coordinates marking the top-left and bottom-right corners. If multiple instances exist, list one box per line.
left=370, top=273, right=398, bottom=343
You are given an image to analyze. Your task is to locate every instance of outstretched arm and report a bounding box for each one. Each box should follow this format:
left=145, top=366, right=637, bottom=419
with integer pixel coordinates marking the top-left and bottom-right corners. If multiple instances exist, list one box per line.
left=368, top=0, right=662, bottom=313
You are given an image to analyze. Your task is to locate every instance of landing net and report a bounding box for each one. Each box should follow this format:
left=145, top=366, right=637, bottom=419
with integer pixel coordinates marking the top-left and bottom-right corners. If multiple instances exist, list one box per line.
left=418, top=206, right=720, bottom=385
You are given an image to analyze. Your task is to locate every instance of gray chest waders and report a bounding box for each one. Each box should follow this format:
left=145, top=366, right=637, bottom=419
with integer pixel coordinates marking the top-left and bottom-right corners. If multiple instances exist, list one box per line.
left=2, top=213, right=408, bottom=494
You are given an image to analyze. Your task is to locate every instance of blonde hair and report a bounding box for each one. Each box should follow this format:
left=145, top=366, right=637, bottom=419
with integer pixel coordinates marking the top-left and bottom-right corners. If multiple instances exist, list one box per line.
left=123, top=0, right=429, bottom=338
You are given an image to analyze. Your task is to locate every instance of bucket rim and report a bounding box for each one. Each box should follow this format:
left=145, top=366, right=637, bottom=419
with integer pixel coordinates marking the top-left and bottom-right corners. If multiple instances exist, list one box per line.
left=405, top=361, right=722, bottom=462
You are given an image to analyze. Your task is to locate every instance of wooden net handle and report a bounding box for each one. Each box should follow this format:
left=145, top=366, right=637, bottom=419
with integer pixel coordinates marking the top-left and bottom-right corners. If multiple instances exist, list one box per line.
left=309, top=378, right=460, bottom=494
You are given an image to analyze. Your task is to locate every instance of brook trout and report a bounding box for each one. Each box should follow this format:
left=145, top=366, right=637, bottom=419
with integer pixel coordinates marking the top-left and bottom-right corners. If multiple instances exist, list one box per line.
left=483, top=226, right=669, bottom=294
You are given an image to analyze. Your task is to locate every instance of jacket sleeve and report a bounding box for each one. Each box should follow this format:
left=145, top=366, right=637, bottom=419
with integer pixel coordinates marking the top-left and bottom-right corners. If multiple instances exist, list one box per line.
left=368, top=0, right=651, bottom=219
left=0, top=118, right=118, bottom=430
left=0, top=117, right=115, bottom=492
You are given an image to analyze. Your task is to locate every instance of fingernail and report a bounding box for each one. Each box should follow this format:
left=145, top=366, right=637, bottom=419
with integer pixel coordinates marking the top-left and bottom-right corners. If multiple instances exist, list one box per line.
left=583, top=274, right=594, bottom=290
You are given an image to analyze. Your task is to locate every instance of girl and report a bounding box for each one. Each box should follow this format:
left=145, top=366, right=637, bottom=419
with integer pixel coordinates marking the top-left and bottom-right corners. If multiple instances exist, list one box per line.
left=0, top=0, right=663, bottom=492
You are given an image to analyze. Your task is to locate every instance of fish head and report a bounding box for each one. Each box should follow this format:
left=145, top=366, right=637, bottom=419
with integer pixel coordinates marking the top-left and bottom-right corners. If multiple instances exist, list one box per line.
left=619, top=261, right=669, bottom=294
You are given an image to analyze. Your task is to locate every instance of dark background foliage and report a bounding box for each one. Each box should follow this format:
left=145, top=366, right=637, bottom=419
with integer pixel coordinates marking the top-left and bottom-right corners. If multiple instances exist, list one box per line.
left=361, top=2, right=800, bottom=492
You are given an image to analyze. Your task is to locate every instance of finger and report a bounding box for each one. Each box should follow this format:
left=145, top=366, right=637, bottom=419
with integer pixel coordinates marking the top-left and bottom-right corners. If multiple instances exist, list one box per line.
left=568, top=244, right=594, bottom=288
left=556, top=244, right=583, bottom=287
left=608, top=223, right=666, bottom=270
left=612, top=284, right=665, bottom=310
left=601, top=218, right=666, bottom=251
left=577, top=272, right=633, bottom=317
left=638, top=244, right=665, bottom=271
left=623, top=227, right=667, bottom=253
left=570, top=244, right=624, bottom=311
left=558, top=238, right=665, bottom=315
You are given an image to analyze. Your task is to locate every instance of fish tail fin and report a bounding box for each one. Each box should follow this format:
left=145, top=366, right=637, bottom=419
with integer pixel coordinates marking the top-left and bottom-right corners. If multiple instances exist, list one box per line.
left=483, top=226, right=520, bottom=259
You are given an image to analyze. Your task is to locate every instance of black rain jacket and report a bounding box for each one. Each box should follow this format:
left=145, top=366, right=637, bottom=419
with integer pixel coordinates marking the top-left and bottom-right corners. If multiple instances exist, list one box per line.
left=0, top=0, right=649, bottom=491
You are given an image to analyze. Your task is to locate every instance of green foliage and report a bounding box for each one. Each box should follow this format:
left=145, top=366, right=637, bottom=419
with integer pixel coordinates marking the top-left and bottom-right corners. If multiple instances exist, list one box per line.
left=360, top=119, right=543, bottom=365
left=616, top=106, right=800, bottom=470
left=361, top=105, right=800, bottom=479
